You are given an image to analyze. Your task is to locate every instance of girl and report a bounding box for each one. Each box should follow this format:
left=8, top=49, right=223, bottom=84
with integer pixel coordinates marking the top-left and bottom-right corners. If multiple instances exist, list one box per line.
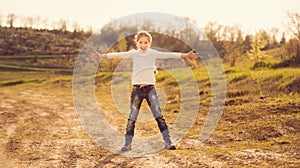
left=101, top=31, right=198, bottom=151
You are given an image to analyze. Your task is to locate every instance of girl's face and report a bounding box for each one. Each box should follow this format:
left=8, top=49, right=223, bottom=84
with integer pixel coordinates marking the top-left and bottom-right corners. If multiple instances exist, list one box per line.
left=136, top=36, right=151, bottom=51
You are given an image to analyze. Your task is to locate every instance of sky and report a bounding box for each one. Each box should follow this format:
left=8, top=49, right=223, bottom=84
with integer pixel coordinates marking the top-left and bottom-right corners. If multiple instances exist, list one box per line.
left=1, top=0, right=300, bottom=34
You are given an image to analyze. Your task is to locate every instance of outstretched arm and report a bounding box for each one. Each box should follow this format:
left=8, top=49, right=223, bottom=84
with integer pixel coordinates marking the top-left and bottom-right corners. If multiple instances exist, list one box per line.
left=88, top=51, right=107, bottom=60
left=180, top=50, right=199, bottom=59
left=90, top=50, right=132, bottom=59
left=155, top=49, right=199, bottom=59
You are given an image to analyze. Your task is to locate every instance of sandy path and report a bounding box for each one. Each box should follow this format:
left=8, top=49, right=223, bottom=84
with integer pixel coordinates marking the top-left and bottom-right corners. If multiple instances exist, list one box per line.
left=1, top=81, right=297, bottom=167
left=0, top=83, right=211, bottom=167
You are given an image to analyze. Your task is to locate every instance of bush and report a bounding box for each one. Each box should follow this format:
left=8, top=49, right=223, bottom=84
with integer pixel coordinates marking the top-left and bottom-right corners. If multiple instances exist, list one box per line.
left=272, top=56, right=300, bottom=68
left=251, top=61, right=272, bottom=70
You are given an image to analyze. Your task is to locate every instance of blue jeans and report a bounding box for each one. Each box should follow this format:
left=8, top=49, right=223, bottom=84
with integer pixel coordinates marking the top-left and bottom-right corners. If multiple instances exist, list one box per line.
left=125, top=85, right=172, bottom=144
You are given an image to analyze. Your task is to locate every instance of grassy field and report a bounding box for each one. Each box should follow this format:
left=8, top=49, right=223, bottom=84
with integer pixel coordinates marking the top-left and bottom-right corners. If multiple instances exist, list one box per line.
left=0, top=54, right=299, bottom=167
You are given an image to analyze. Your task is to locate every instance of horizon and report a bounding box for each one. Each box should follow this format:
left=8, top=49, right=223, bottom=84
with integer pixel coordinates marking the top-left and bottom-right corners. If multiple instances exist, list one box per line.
left=1, top=0, right=300, bottom=37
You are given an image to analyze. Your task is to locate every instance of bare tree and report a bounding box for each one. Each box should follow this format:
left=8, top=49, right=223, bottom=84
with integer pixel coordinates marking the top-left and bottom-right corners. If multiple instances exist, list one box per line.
left=204, top=21, right=219, bottom=42
left=280, top=32, right=286, bottom=45
left=72, top=21, right=80, bottom=33
left=223, top=25, right=243, bottom=66
left=59, top=19, right=68, bottom=32
left=204, top=22, right=226, bottom=57
left=19, top=15, right=26, bottom=27
left=286, top=11, right=300, bottom=62
left=270, top=28, right=279, bottom=48
left=7, top=13, right=16, bottom=28
left=257, top=29, right=271, bottom=50
left=41, top=18, right=48, bottom=29
left=0, top=13, right=3, bottom=27
left=26, top=16, right=34, bottom=28
left=221, top=25, right=229, bottom=41
left=35, top=16, right=41, bottom=29
left=85, top=26, right=93, bottom=35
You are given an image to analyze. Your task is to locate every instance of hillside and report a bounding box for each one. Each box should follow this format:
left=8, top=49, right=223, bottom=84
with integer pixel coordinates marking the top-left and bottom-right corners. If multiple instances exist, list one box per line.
left=0, top=27, right=89, bottom=55
left=0, top=51, right=299, bottom=167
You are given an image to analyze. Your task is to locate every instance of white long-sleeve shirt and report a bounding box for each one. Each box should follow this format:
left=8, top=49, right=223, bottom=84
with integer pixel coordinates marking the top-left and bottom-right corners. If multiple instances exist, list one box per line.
left=107, top=48, right=181, bottom=85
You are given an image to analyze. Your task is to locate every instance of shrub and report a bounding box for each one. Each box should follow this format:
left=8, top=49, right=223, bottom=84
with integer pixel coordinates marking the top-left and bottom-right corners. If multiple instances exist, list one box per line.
left=251, top=61, right=272, bottom=70
left=229, top=74, right=248, bottom=83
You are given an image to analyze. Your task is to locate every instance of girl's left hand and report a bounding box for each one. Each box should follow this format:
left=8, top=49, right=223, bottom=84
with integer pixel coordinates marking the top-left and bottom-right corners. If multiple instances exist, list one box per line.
left=187, top=50, right=199, bottom=59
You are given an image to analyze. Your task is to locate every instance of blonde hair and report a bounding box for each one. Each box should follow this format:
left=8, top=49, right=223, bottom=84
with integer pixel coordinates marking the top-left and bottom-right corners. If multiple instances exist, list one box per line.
left=134, top=31, right=152, bottom=43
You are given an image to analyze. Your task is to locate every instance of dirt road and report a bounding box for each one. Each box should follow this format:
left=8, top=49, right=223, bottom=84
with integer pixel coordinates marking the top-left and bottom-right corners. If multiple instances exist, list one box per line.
left=0, top=79, right=299, bottom=167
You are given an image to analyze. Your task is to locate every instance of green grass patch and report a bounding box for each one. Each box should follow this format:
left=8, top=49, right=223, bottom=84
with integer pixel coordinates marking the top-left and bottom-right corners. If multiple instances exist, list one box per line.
left=229, top=74, right=249, bottom=83
left=226, top=90, right=249, bottom=98
left=256, top=68, right=300, bottom=94
left=203, top=146, right=231, bottom=158
left=251, top=61, right=273, bottom=70
left=0, top=79, right=47, bottom=87
left=172, top=108, right=180, bottom=113
left=95, top=72, right=114, bottom=83
left=0, top=64, right=44, bottom=72
left=275, top=138, right=291, bottom=144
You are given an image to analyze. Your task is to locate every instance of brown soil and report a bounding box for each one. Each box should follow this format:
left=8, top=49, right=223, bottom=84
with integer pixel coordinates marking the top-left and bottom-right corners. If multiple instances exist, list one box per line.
left=0, top=79, right=299, bottom=168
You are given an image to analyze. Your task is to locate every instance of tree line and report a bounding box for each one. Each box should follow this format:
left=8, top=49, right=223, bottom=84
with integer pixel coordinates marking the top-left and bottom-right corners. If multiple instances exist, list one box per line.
left=0, top=12, right=299, bottom=68
left=94, top=12, right=300, bottom=68
left=0, top=12, right=93, bottom=33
